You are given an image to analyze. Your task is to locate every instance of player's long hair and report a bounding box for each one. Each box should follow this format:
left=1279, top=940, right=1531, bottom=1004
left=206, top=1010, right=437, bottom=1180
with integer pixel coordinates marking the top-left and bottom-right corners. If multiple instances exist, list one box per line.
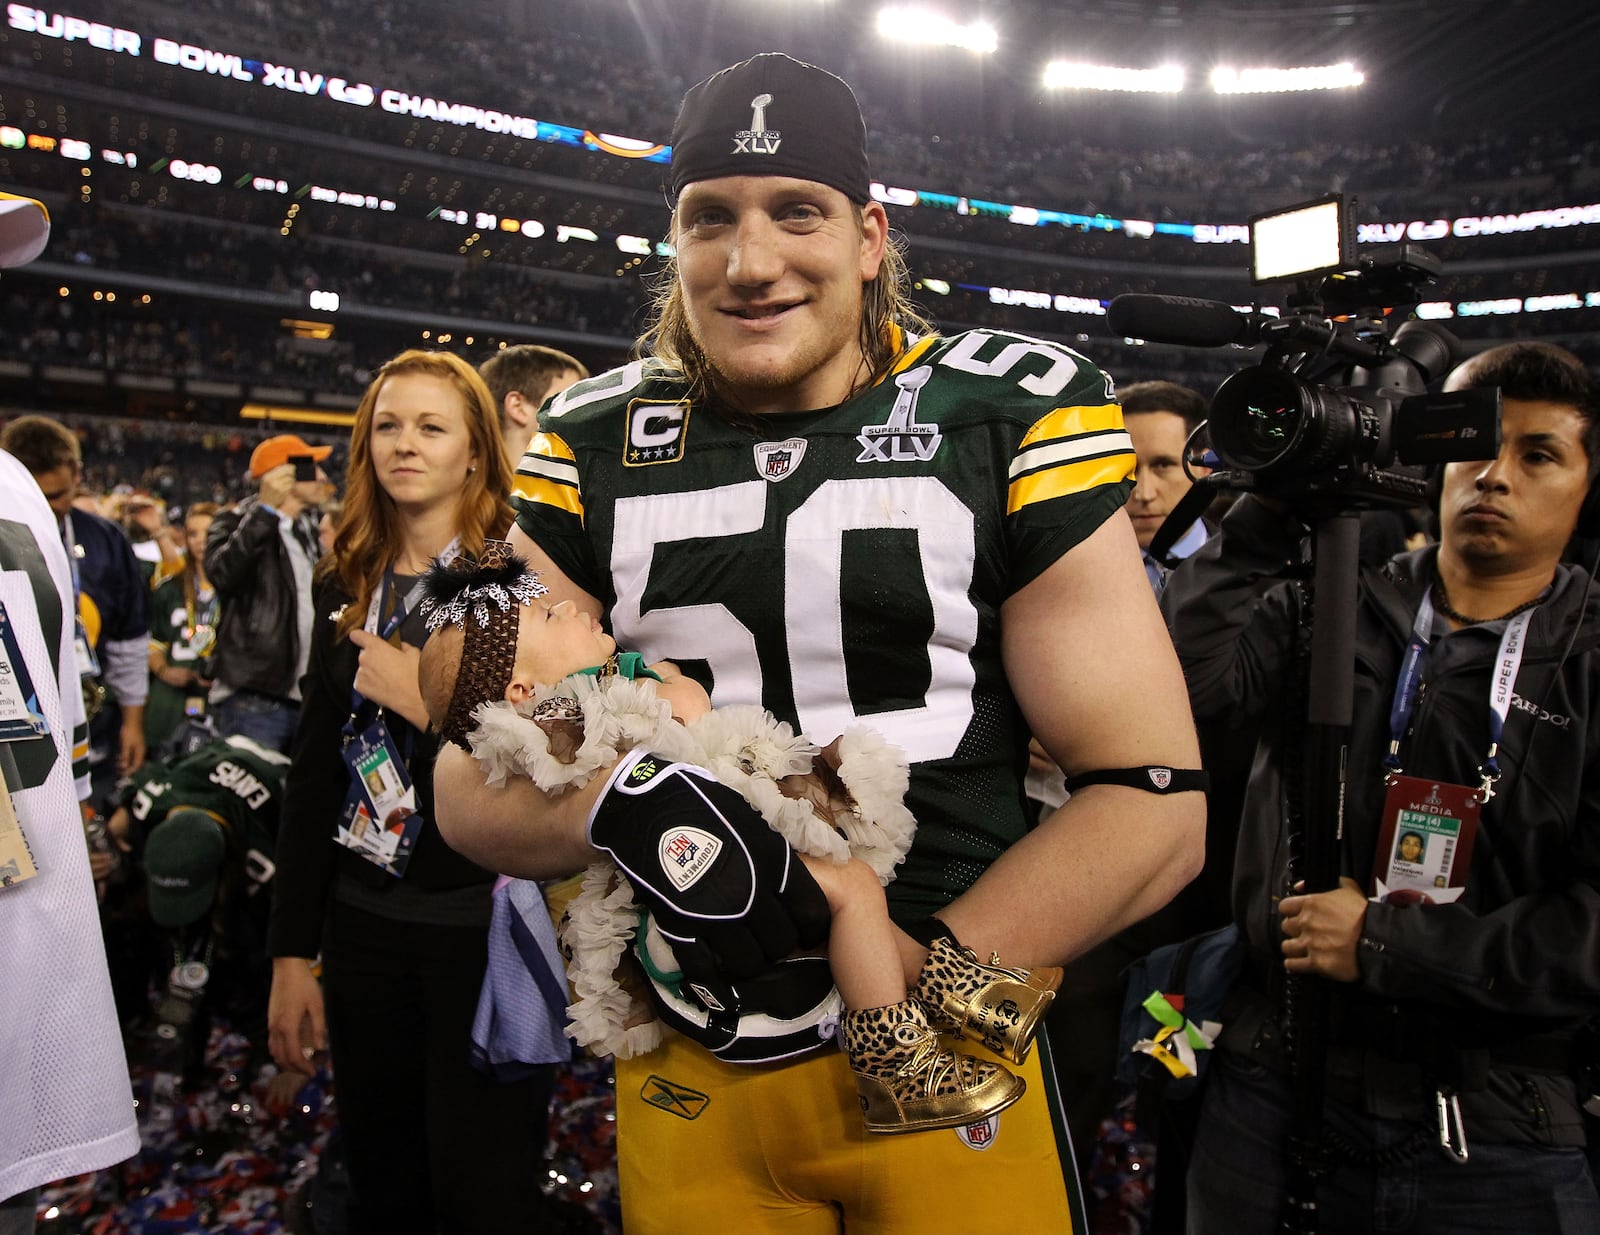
left=641, top=207, right=935, bottom=413
left=324, top=350, right=515, bottom=639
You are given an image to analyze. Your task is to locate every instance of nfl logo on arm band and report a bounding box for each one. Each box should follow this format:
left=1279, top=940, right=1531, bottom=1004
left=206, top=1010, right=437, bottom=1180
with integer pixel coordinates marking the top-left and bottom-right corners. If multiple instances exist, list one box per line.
left=1063, top=765, right=1209, bottom=795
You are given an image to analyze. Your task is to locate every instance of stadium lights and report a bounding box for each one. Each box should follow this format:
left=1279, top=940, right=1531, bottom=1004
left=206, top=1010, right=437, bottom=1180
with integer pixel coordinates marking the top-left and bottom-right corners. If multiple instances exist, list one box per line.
left=1211, top=62, right=1364, bottom=93
left=1042, top=62, right=1184, bottom=93
left=876, top=7, right=998, bottom=54
left=241, top=404, right=355, bottom=427
left=872, top=183, right=920, bottom=207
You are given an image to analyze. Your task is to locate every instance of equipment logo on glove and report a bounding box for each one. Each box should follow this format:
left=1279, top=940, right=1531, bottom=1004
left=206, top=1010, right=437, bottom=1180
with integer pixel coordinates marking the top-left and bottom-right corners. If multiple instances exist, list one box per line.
left=661, top=828, right=722, bottom=892
left=587, top=748, right=830, bottom=992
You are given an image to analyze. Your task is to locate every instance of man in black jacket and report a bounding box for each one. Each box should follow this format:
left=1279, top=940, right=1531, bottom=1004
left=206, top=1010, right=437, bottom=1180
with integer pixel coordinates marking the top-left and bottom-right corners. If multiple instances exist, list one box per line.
left=205, top=434, right=330, bottom=754
left=1165, top=341, right=1600, bottom=1231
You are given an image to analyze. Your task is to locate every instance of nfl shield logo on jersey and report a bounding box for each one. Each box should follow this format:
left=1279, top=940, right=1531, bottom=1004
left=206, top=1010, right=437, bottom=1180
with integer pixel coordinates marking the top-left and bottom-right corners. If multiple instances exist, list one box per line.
left=955, top=1114, right=1000, bottom=1150
left=754, top=438, right=807, bottom=482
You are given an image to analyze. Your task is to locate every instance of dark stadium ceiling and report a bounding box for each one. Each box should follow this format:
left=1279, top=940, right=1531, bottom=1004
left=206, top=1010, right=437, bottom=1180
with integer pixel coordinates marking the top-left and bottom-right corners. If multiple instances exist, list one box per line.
left=596, top=0, right=1600, bottom=144
left=11, top=0, right=1598, bottom=152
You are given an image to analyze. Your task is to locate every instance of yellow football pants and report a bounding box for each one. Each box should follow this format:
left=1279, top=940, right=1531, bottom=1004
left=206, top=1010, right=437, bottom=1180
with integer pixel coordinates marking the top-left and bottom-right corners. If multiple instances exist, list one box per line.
left=615, top=1027, right=1087, bottom=1234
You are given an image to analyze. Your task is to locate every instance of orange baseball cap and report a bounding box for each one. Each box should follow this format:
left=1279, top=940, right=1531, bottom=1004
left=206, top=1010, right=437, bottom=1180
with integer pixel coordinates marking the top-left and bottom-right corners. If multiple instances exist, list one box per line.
left=249, top=433, right=332, bottom=478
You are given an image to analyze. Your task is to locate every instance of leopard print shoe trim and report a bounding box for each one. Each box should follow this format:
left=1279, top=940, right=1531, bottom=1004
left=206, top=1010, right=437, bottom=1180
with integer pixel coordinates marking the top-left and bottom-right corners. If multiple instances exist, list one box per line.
left=840, top=1000, right=1026, bottom=1134
left=912, top=936, right=1062, bottom=1065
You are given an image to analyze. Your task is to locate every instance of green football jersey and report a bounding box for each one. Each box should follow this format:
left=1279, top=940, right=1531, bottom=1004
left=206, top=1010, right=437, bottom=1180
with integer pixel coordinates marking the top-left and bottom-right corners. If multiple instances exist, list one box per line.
left=125, top=733, right=287, bottom=857
left=145, top=573, right=219, bottom=752
left=514, top=329, right=1134, bottom=918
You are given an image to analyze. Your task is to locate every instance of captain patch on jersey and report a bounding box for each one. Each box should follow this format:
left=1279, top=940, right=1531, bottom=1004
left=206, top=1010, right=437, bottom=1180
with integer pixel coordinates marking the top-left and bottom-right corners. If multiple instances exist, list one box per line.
left=625, top=400, right=690, bottom=467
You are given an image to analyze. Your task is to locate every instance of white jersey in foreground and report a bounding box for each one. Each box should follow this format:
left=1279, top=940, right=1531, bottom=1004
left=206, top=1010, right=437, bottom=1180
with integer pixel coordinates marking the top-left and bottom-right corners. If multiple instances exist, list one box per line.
left=0, top=449, right=137, bottom=1202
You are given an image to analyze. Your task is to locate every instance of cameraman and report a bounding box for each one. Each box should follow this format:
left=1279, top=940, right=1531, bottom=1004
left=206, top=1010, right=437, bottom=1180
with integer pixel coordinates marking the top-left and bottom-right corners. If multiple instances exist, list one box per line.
left=1164, top=342, right=1600, bottom=1230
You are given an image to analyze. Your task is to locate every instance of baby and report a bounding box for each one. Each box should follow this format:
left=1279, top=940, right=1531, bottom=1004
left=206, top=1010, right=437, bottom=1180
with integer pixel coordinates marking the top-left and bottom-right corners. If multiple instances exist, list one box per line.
left=417, top=543, right=1060, bottom=1134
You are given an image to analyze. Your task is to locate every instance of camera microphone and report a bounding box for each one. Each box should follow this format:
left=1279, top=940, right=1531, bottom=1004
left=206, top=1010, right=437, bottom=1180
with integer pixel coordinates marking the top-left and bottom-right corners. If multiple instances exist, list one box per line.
left=1107, top=294, right=1274, bottom=348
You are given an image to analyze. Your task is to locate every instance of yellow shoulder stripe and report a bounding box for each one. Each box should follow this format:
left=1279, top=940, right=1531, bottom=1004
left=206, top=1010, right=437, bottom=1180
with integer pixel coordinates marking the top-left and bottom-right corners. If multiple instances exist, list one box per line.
left=1019, top=402, right=1125, bottom=446
left=1009, top=455, right=1134, bottom=515
left=1009, top=402, right=1134, bottom=514
left=513, top=432, right=583, bottom=520
left=891, top=334, right=941, bottom=374
left=521, top=431, right=576, bottom=468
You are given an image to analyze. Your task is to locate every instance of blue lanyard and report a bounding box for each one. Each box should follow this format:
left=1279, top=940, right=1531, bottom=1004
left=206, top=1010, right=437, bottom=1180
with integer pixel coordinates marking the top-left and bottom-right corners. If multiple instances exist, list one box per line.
left=1385, top=587, right=1537, bottom=792
left=1384, top=592, right=1437, bottom=773
left=344, top=540, right=462, bottom=738
left=375, top=569, right=424, bottom=640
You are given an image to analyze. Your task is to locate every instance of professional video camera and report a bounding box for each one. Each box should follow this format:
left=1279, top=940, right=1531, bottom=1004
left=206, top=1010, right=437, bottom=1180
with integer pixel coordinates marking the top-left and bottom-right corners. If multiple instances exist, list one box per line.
left=1108, top=194, right=1500, bottom=534
left=1114, top=197, right=1508, bottom=1234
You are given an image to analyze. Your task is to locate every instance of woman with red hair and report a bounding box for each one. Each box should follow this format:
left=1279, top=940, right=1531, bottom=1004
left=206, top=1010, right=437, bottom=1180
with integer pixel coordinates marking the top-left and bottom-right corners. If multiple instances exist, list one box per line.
left=265, top=351, right=556, bottom=1234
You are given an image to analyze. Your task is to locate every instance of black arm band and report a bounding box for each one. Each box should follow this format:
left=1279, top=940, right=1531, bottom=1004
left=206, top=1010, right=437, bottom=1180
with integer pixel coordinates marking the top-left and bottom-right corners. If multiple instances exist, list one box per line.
left=1063, top=766, right=1210, bottom=795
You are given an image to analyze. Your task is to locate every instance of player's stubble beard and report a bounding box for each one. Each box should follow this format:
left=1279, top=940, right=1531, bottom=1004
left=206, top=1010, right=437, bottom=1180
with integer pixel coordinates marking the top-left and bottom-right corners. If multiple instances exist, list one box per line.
left=691, top=292, right=871, bottom=416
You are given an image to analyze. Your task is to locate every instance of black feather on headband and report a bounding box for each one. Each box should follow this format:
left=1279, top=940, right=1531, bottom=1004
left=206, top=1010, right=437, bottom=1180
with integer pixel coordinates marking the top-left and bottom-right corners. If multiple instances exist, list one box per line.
left=419, top=540, right=548, bottom=633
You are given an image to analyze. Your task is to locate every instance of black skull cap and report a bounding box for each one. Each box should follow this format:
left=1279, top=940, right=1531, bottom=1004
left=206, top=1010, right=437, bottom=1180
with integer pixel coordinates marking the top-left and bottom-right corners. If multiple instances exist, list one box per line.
left=669, top=52, right=870, bottom=206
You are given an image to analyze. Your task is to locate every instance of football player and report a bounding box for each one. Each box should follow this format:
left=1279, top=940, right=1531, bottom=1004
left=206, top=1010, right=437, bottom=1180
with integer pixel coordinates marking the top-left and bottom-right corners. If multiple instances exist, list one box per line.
left=435, top=52, right=1205, bottom=1232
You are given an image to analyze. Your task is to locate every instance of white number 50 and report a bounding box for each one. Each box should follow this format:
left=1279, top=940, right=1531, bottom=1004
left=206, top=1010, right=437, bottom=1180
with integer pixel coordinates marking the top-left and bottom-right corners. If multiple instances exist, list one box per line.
left=610, top=475, right=977, bottom=763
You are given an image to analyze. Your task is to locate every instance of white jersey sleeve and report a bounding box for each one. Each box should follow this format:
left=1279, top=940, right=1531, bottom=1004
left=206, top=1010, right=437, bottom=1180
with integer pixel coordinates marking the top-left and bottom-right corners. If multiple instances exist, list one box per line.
left=0, top=449, right=138, bottom=1201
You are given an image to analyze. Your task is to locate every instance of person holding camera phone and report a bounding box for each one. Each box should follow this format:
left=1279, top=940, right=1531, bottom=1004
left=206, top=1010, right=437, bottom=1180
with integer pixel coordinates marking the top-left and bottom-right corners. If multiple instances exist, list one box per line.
left=205, top=434, right=332, bottom=755
left=1163, top=342, right=1600, bottom=1231
left=146, top=501, right=221, bottom=755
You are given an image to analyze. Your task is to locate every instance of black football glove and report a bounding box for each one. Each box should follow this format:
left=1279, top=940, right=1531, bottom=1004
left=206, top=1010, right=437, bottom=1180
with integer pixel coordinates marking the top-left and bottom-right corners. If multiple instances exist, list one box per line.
left=587, top=750, right=831, bottom=991
left=635, top=911, right=842, bottom=1060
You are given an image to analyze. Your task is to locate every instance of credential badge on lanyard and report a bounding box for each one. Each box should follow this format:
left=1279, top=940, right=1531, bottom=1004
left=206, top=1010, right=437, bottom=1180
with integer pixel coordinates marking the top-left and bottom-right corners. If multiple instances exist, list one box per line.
left=332, top=539, right=462, bottom=876
left=1372, top=592, right=1536, bottom=905
left=0, top=599, right=49, bottom=742
left=338, top=721, right=422, bottom=876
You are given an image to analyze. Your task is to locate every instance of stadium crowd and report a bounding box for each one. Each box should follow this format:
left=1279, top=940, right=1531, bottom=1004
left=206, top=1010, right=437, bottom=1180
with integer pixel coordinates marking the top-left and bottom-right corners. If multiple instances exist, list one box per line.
left=1, top=0, right=1596, bottom=419
left=2, top=188, right=1596, bottom=415
left=17, top=0, right=1600, bottom=222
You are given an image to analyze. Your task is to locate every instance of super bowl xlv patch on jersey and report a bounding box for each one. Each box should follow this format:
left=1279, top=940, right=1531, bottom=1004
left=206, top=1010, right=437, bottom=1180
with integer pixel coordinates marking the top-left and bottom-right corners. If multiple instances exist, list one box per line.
left=512, top=329, right=1135, bottom=917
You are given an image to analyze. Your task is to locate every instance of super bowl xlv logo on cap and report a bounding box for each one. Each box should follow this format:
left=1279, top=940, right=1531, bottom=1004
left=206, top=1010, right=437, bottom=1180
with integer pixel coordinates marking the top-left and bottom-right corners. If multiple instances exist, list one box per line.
left=734, top=91, right=782, bottom=155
